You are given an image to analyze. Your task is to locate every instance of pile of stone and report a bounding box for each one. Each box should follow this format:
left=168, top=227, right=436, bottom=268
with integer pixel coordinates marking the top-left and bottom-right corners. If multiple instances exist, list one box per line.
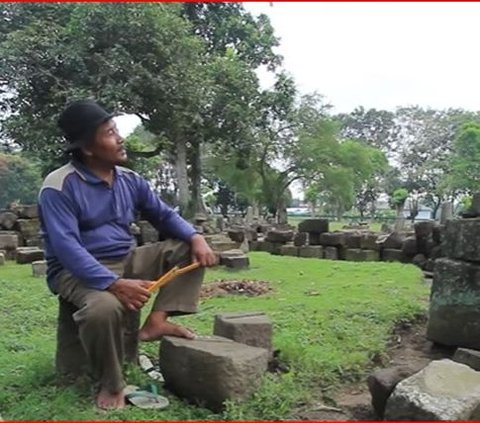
left=0, top=204, right=41, bottom=260
left=159, top=311, right=272, bottom=411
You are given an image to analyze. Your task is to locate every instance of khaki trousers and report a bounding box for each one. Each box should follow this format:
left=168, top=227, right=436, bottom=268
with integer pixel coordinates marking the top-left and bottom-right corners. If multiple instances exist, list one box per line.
left=55, top=240, right=204, bottom=393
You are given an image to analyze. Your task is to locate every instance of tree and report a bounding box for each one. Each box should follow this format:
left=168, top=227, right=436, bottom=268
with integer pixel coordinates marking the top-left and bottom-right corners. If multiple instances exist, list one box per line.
left=390, top=188, right=408, bottom=231
left=449, top=122, right=480, bottom=194
left=0, top=153, right=42, bottom=208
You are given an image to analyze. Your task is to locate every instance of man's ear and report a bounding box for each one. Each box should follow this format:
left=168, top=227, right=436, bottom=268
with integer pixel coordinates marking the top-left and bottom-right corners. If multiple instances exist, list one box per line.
left=81, top=146, right=93, bottom=157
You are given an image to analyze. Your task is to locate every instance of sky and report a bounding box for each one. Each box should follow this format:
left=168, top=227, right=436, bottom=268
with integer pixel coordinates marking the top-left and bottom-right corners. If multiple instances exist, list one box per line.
left=117, top=2, right=480, bottom=135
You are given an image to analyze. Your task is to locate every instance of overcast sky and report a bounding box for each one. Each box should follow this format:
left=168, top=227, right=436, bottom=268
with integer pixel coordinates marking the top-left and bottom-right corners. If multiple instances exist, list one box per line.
left=117, top=2, right=480, bottom=134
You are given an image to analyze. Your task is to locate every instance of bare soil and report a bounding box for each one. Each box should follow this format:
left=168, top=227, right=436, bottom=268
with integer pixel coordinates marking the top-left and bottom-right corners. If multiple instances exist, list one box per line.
left=200, top=279, right=273, bottom=299
left=293, top=317, right=456, bottom=421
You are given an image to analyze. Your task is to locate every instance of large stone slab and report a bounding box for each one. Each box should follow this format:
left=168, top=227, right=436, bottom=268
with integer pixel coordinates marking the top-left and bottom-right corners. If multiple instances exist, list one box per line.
left=265, top=230, right=293, bottom=244
left=0, top=232, right=18, bottom=250
left=0, top=211, right=17, bottom=230
left=213, top=312, right=272, bottom=351
left=319, top=232, right=346, bottom=247
left=298, top=218, right=329, bottom=234
left=427, top=258, right=480, bottom=349
left=360, top=233, right=380, bottom=251
left=16, top=247, right=44, bottom=264
left=15, top=219, right=40, bottom=239
left=223, top=255, right=249, bottom=270
left=280, top=244, right=299, bottom=257
left=382, top=248, right=404, bottom=262
left=453, top=347, right=480, bottom=371
left=345, top=249, right=379, bottom=262
left=159, top=336, right=268, bottom=411
left=12, top=204, right=38, bottom=219
left=345, top=232, right=362, bottom=249
left=324, top=246, right=338, bottom=260
left=298, top=245, right=323, bottom=258
left=443, top=218, right=480, bottom=262
left=384, top=359, right=480, bottom=420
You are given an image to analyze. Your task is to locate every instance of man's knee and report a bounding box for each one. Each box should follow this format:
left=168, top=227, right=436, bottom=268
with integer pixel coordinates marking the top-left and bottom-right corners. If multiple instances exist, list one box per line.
left=74, top=292, right=124, bottom=326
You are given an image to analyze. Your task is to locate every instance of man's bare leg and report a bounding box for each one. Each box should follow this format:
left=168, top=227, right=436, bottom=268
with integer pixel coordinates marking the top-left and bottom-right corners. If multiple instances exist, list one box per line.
left=96, top=387, right=125, bottom=410
left=139, top=311, right=195, bottom=341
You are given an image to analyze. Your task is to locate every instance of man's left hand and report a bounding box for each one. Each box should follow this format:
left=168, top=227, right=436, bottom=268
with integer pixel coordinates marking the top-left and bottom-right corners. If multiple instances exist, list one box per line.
left=191, top=234, right=217, bottom=267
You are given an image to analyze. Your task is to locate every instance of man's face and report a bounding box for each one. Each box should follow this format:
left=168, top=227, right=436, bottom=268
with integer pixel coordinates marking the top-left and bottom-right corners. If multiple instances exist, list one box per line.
left=84, top=119, right=127, bottom=165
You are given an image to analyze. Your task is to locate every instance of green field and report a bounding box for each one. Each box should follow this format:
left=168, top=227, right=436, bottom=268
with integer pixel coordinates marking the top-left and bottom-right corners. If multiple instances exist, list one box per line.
left=0, top=253, right=428, bottom=420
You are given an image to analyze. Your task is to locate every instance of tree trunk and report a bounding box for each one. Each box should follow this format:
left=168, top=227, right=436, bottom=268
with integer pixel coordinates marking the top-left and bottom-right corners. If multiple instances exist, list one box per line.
left=394, top=204, right=405, bottom=232
left=276, top=197, right=288, bottom=224
left=175, top=137, right=190, bottom=213
left=190, top=140, right=207, bottom=216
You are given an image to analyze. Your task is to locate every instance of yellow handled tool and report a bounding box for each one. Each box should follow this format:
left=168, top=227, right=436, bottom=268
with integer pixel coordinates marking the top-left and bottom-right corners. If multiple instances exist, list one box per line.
left=148, top=262, right=201, bottom=293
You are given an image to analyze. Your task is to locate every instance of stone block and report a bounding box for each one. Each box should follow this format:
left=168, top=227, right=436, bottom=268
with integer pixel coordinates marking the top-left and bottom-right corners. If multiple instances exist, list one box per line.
left=308, top=232, right=321, bottom=245
left=319, top=232, right=346, bottom=247
left=280, top=244, right=299, bottom=257
left=453, top=347, right=480, bottom=371
left=345, top=249, right=379, bottom=262
left=345, top=232, right=362, bottom=249
left=298, top=245, right=324, bottom=258
left=211, top=240, right=241, bottom=252
left=223, top=255, right=249, bottom=270
left=432, top=224, right=444, bottom=245
left=159, top=336, right=269, bottom=411
left=298, top=218, right=329, bottom=234
left=381, top=232, right=405, bottom=250
left=324, top=246, right=338, bottom=260
left=382, top=248, right=404, bottom=262
left=16, top=247, right=44, bottom=264
left=263, top=241, right=282, bottom=255
left=0, top=232, right=18, bottom=250
left=32, top=260, right=47, bottom=277
left=360, top=233, right=380, bottom=251
left=219, top=249, right=244, bottom=264
left=427, top=258, right=480, bottom=349
left=293, top=232, right=307, bottom=247
left=227, top=229, right=245, bottom=243
left=137, top=220, right=158, bottom=244
left=401, top=236, right=417, bottom=257
left=0, top=211, right=17, bottom=230
left=0, top=252, right=4, bottom=265
left=213, top=312, right=272, bottom=351
left=368, top=365, right=423, bottom=419
left=384, top=359, right=480, bottom=420
left=15, top=219, right=40, bottom=239
left=265, top=230, right=293, bottom=244
left=443, top=218, right=480, bottom=262
left=12, top=204, right=38, bottom=219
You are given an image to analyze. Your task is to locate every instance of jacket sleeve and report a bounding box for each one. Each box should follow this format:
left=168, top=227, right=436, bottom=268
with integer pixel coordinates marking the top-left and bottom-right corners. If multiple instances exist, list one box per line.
left=135, top=177, right=197, bottom=242
left=39, top=188, right=120, bottom=290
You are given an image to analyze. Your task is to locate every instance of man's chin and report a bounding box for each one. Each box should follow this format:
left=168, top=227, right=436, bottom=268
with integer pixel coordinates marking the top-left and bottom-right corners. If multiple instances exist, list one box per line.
left=115, top=154, right=128, bottom=164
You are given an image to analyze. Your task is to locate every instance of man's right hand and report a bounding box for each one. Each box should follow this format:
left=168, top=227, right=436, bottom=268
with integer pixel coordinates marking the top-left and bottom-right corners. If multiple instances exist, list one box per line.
left=107, top=278, right=153, bottom=311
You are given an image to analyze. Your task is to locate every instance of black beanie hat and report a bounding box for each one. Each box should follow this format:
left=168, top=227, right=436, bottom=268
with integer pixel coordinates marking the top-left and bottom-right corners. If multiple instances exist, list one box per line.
left=58, top=99, right=117, bottom=152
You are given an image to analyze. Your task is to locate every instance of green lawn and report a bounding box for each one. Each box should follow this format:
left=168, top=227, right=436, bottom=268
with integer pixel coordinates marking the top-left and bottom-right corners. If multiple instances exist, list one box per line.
left=0, top=253, right=428, bottom=420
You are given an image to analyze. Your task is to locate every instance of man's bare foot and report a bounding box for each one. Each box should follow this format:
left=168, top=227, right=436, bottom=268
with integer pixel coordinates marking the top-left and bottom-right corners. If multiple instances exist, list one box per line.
left=139, top=312, right=195, bottom=342
left=96, top=387, right=125, bottom=410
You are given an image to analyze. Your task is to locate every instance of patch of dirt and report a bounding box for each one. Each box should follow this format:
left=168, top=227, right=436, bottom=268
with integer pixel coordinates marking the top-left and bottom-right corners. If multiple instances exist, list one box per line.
left=200, top=279, right=273, bottom=299
left=293, top=316, right=456, bottom=421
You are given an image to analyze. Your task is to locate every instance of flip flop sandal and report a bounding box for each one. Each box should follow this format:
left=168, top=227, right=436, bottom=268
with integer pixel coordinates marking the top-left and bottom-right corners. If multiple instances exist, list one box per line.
left=124, top=385, right=169, bottom=410
left=139, top=354, right=164, bottom=382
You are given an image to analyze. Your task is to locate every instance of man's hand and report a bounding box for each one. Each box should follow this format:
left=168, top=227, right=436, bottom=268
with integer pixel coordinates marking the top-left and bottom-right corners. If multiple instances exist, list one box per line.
left=107, top=278, right=153, bottom=311
left=191, top=234, right=217, bottom=267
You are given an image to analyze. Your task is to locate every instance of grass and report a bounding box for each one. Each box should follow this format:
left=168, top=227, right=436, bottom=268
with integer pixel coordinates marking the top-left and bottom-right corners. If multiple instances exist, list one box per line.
left=0, top=253, right=429, bottom=420
left=287, top=216, right=383, bottom=232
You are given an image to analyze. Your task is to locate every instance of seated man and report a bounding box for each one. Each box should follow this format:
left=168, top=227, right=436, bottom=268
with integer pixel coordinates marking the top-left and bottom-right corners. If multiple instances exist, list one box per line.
left=38, top=99, right=216, bottom=410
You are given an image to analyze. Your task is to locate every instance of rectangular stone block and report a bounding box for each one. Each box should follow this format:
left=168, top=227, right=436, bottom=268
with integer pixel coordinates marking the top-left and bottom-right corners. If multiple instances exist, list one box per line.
left=324, top=246, right=338, bottom=260
left=211, top=240, right=242, bottom=252
left=298, top=219, right=329, bottom=234
left=453, top=348, right=480, bottom=371
left=320, top=232, right=346, bottom=247
left=32, top=260, right=47, bottom=277
left=345, top=249, right=379, bottom=262
left=12, top=204, right=38, bottom=219
left=427, top=258, right=480, bottom=349
left=0, top=211, right=17, bottom=230
left=0, top=232, right=18, bottom=250
left=159, top=336, right=268, bottom=411
left=223, top=255, right=249, bottom=269
left=15, top=219, right=40, bottom=238
left=280, top=244, right=299, bottom=257
left=360, top=233, right=380, bottom=251
left=443, top=218, right=480, bottom=262
left=213, top=312, right=272, bottom=351
left=382, top=248, right=404, bottom=262
left=308, top=232, right=321, bottom=245
left=345, top=233, right=362, bottom=249
left=16, top=247, right=44, bottom=264
left=263, top=241, right=282, bottom=255
left=298, top=245, right=323, bottom=258
left=293, top=232, right=307, bottom=247
left=265, top=230, right=293, bottom=244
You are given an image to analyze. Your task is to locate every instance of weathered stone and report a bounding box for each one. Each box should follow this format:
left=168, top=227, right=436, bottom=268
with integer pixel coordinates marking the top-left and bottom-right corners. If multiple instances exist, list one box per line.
left=360, top=233, right=380, bottom=251
left=24, top=236, right=42, bottom=247
left=280, top=244, right=299, bottom=257
left=293, top=232, right=307, bottom=247
left=265, top=230, right=293, bottom=244
left=380, top=232, right=405, bottom=250
left=382, top=248, right=404, bottom=262
left=415, top=220, right=435, bottom=255
left=16, top=247, right=44, bottom=264
left=453, top=348, right=480, bottom=371
left=412, top=253, right=427, bottom=269
left=424, top=259, right=435, bottom=272
left=440, top=201, right=454, bottom=224
left=211, top=240, right=241, bottom=252
left=402, top=236, right=417, bottom=257
left=0, top=232, right=18, bottom=250
left=345, top=232, right=362, bottom=249
left=427, top=258, right=480, bottom=349
left=368, top=365, right=423, bottom=419
left=430, top=244, right=443, bottom=260
left=137, top=220, right=158, bottom=244
left=443, top=218, right=480, bottom=262
left=32, top=260, right=47, bottom=277
left=227, top=229, right=245, bottom=243
left=0, top=211, right=17, bottom=230
left=308, top=232, right=321, bottom=245
left=213, top=312, right=272, bottom=351
left=12, top=204, right=38, bottom=219
left=15, top=218, right=40, bottom=238
left=0, top=252, right=5, bottom=265
left=324, top=246, right=338, bottom=260
left=215, top=216, right=225, bottom=232
left=298, top=218, right=329, bottom=234
left=319, top=232, right=346, bottom=247
left=432, top=224, right=444, bottom=245
left=298, top=245, right=324, bottom=258
left=345, top=249, right=379, bottom=262
left=218, top=249, right=244, bottom=264
left=384, top=359, right=480, bottom=420
left=263, top=241, right=282, bottom=255
left=223, top=255, right=249, bottom=270
left=159, top=336, right=269, bottom=411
